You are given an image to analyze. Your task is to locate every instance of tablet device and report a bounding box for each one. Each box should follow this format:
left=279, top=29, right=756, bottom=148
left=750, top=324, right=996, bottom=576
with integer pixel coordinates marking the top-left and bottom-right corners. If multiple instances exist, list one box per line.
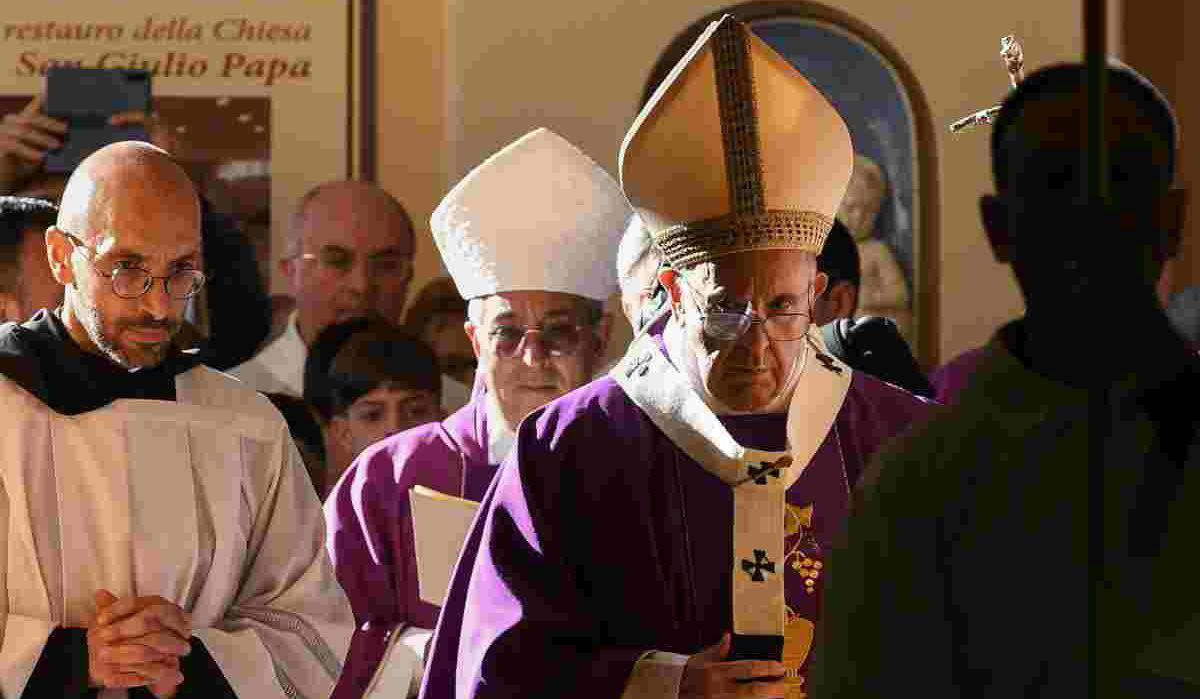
left=44, top=68, right=152, bottom=173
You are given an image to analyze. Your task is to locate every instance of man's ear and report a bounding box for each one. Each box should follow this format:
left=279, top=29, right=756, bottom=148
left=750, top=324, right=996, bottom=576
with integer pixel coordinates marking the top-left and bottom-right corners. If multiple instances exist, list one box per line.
left=1159, top=187, right=1188, bottom=260
left=279, top=256, right=297, bottom=291
left=44, top=226, right=75, bottom=287
left=824, top=281, right=859, bottom=321
left=659, top=268, right=683, bottom=313
left=464, top=321, right=481, bottom=359
left=813, top=271, right=829, bottom=299
left=330, top=415, right=353, bottom=454
left=979, top=194, right=1014, bottom=263
left=592, top=313, right=612, bottom=359
left=0, top=291, right=22, bottom=324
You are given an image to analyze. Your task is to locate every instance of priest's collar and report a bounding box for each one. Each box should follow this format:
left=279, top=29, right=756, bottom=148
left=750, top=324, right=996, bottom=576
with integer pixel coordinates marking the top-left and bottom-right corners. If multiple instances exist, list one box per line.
left=484, top=391, right=516, bottom=466
left=611, top=307, right=853, bottom=645
left=0, top=309, right=202, bottom=415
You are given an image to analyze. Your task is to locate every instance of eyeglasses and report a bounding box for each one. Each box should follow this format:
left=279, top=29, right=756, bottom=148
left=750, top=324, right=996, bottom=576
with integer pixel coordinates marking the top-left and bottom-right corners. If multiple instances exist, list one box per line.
left=297, top=246, right=413, bottom=280
left=681, top=280, right=811, bottom=343
left=63, top=232, right=207, bottom=300
left=486, top=323, right=592, bottom=358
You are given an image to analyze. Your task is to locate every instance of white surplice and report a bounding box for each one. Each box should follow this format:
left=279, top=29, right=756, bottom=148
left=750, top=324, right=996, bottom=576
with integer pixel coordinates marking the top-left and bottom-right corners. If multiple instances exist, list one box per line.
left=0, top=364, right=354, bottom=698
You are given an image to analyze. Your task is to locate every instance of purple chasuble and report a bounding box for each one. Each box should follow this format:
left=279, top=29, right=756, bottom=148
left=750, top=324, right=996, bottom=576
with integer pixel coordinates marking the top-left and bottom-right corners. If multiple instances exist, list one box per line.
left=325, top=388, right=499, bottom=699
left=420, top=347, right=932, bottom=699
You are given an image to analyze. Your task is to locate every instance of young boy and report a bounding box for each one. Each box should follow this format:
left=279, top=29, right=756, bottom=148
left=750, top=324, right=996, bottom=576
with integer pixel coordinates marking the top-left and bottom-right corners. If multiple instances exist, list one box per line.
left=325, top=322, right=444, bottom=485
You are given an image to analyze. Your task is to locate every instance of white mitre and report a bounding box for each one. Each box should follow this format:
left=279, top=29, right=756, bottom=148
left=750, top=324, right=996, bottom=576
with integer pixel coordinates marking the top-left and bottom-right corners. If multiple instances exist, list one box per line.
left=432, top=128, right=631, bottom=302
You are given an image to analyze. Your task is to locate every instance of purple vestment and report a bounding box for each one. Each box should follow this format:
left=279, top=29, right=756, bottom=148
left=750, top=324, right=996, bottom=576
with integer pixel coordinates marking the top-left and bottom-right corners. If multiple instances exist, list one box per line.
left=420, top=347, right=933, bottom=699
left=325, top=382, right=499, bottom=699
left=929, top=346, right=987, bottom=406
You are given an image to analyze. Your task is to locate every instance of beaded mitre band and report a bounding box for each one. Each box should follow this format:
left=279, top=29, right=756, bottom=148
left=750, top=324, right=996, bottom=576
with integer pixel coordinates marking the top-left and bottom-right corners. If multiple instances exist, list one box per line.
left=655, top=210, right=832, bottom=269
left=619, top=15, right=851, bottom=270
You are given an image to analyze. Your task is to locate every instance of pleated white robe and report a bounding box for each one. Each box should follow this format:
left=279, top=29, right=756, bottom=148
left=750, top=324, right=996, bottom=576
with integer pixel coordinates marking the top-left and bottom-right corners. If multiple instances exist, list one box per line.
left=0, top=364, right=353, bottom=698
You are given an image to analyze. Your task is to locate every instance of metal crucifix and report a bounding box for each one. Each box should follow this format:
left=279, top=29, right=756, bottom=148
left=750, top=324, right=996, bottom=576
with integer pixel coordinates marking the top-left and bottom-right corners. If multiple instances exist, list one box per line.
left=949, top=35, right=1026, bottom=134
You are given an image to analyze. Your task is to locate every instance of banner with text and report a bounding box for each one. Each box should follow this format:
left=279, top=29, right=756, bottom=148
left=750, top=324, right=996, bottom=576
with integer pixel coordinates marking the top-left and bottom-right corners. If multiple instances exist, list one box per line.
left=0, top=3, right=361, bottom=292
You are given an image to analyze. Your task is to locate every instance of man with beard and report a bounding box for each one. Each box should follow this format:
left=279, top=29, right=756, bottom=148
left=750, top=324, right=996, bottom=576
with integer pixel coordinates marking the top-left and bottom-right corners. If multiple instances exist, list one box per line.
left=420, top=16, right=930, bottom=699
left=0, top=142, right=353, bottom=698
left=324, top=128, right=628, bottom=698
left=811, top=63, right=1199, bottom=697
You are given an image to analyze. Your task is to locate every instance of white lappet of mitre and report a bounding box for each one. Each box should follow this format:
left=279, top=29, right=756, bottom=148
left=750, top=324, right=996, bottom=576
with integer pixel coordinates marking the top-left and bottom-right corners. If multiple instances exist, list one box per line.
left=609, top=15, right=856, bottom=689
left=432, top=127, right=630, bottom=302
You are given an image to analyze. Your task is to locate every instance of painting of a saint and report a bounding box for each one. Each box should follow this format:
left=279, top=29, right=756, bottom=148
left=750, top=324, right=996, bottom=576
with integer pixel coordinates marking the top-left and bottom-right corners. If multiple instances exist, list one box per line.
left=749, top=15, right=923, bottom=344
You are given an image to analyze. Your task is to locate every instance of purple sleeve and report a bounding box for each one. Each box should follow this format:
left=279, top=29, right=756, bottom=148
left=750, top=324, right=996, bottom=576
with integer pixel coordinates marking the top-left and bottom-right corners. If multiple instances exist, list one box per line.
left=423, top=429, right=647, bottom=699
left=323, top=442, right=413, bottom=699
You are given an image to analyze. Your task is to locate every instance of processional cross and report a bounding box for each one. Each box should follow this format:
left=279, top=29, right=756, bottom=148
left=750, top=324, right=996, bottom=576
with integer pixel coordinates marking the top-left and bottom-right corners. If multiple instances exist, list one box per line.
left=949, top=35, right=1026, bottom=134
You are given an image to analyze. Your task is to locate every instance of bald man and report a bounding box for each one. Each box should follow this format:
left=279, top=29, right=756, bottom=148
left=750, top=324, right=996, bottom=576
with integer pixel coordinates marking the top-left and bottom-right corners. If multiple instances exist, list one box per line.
left=230, top=182, right=474, bottom=403
left=0, top=142, right=352, bottom=698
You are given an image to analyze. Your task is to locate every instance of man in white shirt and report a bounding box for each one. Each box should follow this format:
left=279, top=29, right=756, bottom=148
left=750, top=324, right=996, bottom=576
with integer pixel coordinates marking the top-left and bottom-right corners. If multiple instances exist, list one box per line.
left=230, top=181, right=471, bottom=413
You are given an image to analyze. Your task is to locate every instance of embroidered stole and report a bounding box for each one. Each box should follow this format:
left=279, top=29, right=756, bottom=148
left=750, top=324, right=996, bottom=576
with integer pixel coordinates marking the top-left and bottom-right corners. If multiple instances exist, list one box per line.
left=611, top=325, right=851, bottom=663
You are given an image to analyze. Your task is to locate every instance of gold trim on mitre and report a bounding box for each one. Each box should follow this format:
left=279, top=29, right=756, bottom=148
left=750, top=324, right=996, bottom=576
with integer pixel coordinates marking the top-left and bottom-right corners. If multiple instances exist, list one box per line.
left=657, top=210, right=832, bottom=268
left=619, top=15, right=852, bottom=270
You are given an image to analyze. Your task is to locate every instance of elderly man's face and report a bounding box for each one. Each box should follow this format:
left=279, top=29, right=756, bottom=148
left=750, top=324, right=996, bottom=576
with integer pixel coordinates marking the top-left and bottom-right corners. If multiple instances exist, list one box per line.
left=669, top=250, right=824, bottom=412
left=53, top=177, right=201, bottom=369
left=285, top=186, right=415, bottom=344
left=466, top=291, right=610, bottom=428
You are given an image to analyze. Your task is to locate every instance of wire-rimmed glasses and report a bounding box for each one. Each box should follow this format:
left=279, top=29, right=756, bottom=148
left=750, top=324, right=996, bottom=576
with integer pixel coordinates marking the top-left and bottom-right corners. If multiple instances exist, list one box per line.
left=62, top=231, right=206, bottom=300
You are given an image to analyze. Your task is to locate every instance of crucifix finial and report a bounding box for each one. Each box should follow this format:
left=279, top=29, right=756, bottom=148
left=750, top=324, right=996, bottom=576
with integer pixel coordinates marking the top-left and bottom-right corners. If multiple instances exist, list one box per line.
left=949, top=35, right=1026, bottom=134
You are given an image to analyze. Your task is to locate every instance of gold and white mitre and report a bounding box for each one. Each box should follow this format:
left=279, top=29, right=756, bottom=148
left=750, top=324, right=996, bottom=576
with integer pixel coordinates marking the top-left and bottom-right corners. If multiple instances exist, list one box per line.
left=612, top=15, right=855, bottom=696
left=432, top=127, right=631, bottom=302
left=619, top=14, right=853, bottom=271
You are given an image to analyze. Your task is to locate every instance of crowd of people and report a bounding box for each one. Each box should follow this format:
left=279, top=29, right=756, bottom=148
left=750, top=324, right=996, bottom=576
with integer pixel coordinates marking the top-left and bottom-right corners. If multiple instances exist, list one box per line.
left=0, top=12, right=1195, bottom=699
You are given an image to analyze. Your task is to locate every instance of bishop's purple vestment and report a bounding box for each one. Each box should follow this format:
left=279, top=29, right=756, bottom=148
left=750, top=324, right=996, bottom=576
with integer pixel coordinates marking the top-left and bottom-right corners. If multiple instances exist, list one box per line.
left=325, top=380, right=499, bottom=699
left=420, top=337, right=933, bottom=699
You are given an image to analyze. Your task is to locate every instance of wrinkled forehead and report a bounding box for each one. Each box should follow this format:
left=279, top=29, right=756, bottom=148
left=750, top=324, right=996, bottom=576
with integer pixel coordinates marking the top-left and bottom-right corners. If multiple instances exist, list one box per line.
left=684, top=250, right=818, bottom=302
left=82, top=179, right=202, bottom=258
left=298, top=192, right=414, bottom=254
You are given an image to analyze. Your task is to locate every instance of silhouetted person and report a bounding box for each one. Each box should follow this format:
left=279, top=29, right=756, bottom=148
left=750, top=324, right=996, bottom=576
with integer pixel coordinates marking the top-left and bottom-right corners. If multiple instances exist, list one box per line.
left=811, top=63, right=1199, bottom=698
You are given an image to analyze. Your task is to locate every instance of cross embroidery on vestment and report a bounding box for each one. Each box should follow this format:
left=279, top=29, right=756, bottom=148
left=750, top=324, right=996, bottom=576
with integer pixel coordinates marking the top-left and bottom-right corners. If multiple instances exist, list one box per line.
left=741, top=549, right=776, bottom=582
left=814, top=351, right=842, bottom=375
left=748, top=461, right=784, bottom=485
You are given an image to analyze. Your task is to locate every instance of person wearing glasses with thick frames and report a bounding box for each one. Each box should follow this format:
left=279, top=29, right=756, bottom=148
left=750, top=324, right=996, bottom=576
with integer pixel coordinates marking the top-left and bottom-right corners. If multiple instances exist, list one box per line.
left=324, top=128, right=627, bottom=699
left=422, top=18, right=933, bottom=699
left=0, top=142, right=352, bottom=698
